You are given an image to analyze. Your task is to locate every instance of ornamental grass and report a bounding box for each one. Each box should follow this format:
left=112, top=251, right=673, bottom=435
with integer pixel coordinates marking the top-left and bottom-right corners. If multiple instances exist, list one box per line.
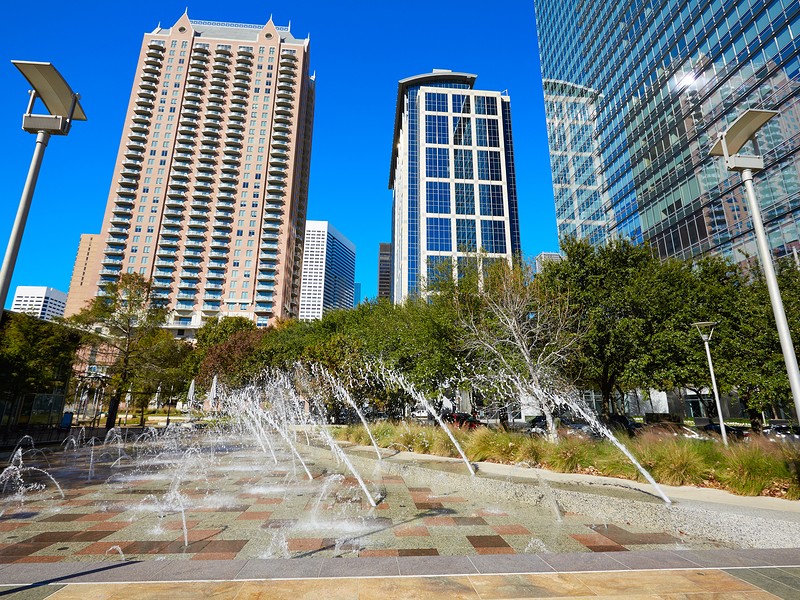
left=331, top=421, right=800, bottom=498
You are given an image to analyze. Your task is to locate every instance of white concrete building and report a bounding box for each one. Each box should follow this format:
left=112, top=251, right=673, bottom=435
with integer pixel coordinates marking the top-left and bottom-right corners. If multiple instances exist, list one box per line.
left=389, top=70, right=522, bottom=303
left=11, top=286, right=68, bottom=321
left=298, top=221, right=355, bottom=320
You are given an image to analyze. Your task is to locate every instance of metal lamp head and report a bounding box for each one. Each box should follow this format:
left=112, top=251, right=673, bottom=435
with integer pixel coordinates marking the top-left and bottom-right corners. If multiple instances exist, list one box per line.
left=692, top=321, right=717, bottom=342
left=12, top=60, right=86, bottom=135
left=709, top=109, right=778, bottom=172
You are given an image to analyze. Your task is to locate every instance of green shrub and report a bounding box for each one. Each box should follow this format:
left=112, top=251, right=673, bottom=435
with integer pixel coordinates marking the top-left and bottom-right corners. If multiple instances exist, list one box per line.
left=718, top=441, right=792, bottom=496
left=544, top=436, right=593, bottom=472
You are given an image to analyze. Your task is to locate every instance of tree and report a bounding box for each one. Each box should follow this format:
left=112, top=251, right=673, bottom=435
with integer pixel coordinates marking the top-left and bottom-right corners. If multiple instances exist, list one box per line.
left=441, top=258, right=580, bottom=438
left=185, top=316, right=256, bottom=378
left=0, top=312, right=82, bottom=426
left=69, top=274, right=168, bottom=429
left=537, top=238, right=661, bottom=415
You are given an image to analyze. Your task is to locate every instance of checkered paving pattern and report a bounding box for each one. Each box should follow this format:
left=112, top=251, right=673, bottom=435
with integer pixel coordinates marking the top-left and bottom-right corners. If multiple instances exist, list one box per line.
left=0, top=440, right=724, bottom=564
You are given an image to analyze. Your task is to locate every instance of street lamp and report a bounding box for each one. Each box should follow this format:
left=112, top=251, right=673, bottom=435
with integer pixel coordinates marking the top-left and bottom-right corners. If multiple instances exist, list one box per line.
left=692, top=321, right=728, bottom=446
left=0, top=61, right=86, bottom=321
left=710, top=109, right=800, bottom=424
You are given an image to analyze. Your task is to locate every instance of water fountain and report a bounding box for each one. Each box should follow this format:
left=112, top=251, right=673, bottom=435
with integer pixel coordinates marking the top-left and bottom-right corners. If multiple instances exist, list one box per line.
left=0, top=364, right=796, bottom=569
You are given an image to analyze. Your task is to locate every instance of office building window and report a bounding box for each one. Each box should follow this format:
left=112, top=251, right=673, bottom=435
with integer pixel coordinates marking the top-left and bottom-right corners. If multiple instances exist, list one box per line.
left=426, top=182, right=450, bottom=214
left=455, top=183, right=475, bottom=215
left=481, top=220, right=506, bottom=253
left=426, top=217, right=452, bottom=251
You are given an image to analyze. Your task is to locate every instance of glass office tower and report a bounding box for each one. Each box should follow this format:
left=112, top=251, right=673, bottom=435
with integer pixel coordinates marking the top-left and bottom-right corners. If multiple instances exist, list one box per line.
left=535, top=0, right=800, bottom=263
left=389, top=70, right=522, bottom=303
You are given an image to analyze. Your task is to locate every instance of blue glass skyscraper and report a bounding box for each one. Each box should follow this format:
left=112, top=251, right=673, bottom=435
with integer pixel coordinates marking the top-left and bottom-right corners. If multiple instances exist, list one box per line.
left=536, top=0, right=800, bottom=263
left=389, top=70, right=522, bottom=303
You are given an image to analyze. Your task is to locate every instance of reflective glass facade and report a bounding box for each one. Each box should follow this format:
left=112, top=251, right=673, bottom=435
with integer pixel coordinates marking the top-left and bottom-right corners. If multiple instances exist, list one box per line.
left=536, top=0, right=800, bottom=263
left=390, top=71, right=522, bottom=303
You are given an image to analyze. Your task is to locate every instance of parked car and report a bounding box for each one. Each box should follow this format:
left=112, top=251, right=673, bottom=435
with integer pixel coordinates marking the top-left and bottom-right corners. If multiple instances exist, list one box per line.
left=410, top=406, right=430, bottom=420
left=702, top=422, right=750, bottom=440
left=526, top=415, right=600, bottom=438
left=600, top=414, right=643, bottom=437
left=642, top=422, right=709, bottom=440
left=761, top=423, right=800, bottom=444
left=444, top=412, right=484, bottom=429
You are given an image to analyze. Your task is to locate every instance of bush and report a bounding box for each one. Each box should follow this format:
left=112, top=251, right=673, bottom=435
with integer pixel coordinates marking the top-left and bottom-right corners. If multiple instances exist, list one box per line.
left=718, top=440, right=792, bottom=496
left=631, top=433, right=710, bottom=486
left=543, top=436, right=593, bottom=472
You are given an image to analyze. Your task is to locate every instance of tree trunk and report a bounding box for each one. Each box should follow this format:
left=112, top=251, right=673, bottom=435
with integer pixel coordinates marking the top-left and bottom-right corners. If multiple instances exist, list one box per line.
left=105, top=389, right=121, bottom=430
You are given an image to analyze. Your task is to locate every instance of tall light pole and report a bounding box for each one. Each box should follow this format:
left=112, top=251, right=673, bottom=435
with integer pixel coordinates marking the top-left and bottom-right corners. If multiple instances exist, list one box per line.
left=710, top=109, right=800, bottom=424
left=0, top=61, right=86, bottom=322
left=692, top=321, right=727, bottom=446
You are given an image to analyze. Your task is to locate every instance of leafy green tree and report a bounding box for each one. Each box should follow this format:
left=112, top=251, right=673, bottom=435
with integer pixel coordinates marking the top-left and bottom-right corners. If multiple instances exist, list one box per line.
left=538, top=238, right=662, bottom=415
left=0, top=312, right=82, bottom=424
left=69, top=273, right=168, bottom=429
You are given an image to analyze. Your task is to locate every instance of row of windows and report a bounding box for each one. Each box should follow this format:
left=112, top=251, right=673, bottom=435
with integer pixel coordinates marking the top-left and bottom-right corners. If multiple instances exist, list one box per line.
left=426, top=217, right=507, bottom=254
left=425, top=92, right=498, bottom=115
left=425, top=115, right=500, bottom=147
left=425, top=182, right=505, bottom=216
left=424, top=148, right=503, bottom=180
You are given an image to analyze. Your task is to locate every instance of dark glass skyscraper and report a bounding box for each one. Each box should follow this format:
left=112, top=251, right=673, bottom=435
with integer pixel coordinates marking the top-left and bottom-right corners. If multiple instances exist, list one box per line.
left=536, top=0, right=800, bottom=263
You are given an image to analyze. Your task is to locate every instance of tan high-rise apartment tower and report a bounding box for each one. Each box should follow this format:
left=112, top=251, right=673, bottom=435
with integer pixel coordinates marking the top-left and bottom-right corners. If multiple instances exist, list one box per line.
left=66, top=13, right=315, bottom=335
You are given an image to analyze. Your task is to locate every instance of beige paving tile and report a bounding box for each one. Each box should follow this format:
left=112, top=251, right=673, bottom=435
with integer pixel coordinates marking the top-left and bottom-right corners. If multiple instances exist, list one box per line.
left=658, top=593, right=780, bottom=599
left=574, top=570, right=760, bottom=596
left=48, top=582, right=244, bottom=600
left=469, top=573, right=596, bottom=598
left=357, top=575, right=480, bottom=599
left=235, top=579, right=359, bottom=600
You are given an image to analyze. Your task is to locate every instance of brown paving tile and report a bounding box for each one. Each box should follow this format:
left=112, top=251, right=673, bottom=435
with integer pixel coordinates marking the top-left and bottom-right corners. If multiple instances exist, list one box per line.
left=40, top=514, right=85, bottom=522
left=76, top=541, right=119, bottom=555
left=120, top=540, right=171, bottom=554
left=24, top=531, right=77, bottom=543
left=398, top=548, right=440, bottom=556
left=190, top=552, right=239, bottom=561
left=72, top=530, right=117, bottom=542
left=475, top=547, right=516, bottom=555
left=161, top=539, right=211, bottom=554
left=477, top=509, right=509, bottom=517
left=0, top=542, right=53, bottom=556
left=414, top=502, right=444, bottom=509
left=14, top=555, right=65, bottom=563
left=492, top=525, right=531, bottom=535
left=571, top=533, right=627, bottom=552
left=590, top=523, right=677, bottom=546
left=358, top=574, right=477, bottom=599
left=287, top=538, right=324, bottom=552
left=236, top=579, right=359, bottom=600
left=0, top=522, right=25, bottom=531
left=468, top=535, right=511, bottom=549
left=394, top=526, right=430, bottom=537
left=236, top=511, right=273, bottom=521
left=375, top=502, right=390, bottom=510
left=407, top=487, right=432, bottom=492
left=454, top=517, right=487, bottom=526
left=199, top=540, right=247, bottom=554
left=424, top=516, right=457, bottom=526
left=184, top=529, right=223, bottom=543
left=359, top=549, right=399, bottom=557
left=76, top=512, right=124, bottom=521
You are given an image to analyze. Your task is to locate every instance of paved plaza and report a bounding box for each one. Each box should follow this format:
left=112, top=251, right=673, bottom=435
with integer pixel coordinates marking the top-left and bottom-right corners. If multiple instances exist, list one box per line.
left=0, top=437, right=798, bottom=597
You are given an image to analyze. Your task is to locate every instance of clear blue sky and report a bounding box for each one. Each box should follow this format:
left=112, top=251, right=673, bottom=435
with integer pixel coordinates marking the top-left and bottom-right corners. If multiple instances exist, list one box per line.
left=0, top=1, right=557, bottom=306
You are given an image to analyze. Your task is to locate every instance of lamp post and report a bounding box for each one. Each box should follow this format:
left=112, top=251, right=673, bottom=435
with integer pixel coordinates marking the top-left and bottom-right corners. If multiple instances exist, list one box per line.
left=710, top=109, right=800, bottom=424
left=692, top=321, right=727, bottom=446
left=0, top=61, right=86, bottom=321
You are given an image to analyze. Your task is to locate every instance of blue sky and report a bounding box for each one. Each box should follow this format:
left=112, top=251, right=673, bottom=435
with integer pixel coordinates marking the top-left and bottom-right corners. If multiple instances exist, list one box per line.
left=0, top=1, right=557, bottom=306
